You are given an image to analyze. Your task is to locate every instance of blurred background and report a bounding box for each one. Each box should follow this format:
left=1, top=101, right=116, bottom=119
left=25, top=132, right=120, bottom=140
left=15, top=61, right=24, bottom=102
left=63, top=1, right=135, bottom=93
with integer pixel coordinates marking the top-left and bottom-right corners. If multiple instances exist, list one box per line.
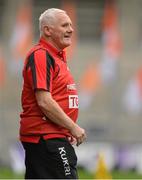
left=0, top=0, right=142, bottom=178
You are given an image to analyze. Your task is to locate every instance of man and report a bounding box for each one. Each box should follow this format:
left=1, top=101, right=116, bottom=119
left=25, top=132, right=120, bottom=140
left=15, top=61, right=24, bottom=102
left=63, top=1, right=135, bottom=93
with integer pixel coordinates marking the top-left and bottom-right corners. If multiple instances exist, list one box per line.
left=20, top=8, right=86, bottom=179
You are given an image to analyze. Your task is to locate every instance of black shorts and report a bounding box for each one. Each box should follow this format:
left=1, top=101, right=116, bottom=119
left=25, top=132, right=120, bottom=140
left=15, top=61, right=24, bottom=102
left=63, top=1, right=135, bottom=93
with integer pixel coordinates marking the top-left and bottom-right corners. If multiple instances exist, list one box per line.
left=22, top=137, right=78, bottom=179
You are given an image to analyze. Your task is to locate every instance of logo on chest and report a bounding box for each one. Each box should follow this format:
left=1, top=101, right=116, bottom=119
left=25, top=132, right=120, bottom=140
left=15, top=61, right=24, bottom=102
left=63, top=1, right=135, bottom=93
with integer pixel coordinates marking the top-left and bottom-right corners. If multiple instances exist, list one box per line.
left=69, top=95, right=79, bottom=108
left=67, top=84, right=76, bottom=91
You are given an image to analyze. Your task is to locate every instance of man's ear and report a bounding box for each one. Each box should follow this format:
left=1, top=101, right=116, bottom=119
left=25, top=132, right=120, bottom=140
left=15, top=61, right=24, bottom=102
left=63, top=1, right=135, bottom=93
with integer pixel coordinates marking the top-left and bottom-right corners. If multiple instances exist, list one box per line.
left=43, top=26, right=51, bottom=36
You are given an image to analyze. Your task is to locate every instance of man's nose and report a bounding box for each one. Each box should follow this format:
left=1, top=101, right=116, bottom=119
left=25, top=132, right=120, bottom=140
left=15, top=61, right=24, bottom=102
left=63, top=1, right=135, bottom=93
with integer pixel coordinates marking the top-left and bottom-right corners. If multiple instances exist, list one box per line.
left=68, top=25, right=74, bottom=33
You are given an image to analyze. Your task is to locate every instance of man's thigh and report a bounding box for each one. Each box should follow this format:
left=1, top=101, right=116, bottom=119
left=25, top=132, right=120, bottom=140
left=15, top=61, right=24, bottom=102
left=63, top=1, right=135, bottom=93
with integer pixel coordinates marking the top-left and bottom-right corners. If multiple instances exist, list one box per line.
left=22, top=137, right=78, bottom=179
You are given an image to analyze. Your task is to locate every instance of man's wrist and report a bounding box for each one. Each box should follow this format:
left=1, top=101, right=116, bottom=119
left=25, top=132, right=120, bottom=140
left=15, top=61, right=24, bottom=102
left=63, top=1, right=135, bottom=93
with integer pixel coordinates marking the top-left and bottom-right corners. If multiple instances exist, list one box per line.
left=67, top=120, right=76, bottom=131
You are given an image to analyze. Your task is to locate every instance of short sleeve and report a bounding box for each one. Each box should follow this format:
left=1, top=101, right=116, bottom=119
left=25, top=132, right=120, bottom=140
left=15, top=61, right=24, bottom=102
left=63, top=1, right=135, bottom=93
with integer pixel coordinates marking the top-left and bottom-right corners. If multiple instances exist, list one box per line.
left=26, top=49, right=54, bottom=92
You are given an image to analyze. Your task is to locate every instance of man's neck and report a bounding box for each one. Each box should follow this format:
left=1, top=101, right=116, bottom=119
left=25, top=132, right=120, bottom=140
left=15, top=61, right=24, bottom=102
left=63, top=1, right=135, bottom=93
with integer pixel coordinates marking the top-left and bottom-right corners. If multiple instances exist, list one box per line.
left=41, top=35, right=62, bottom=51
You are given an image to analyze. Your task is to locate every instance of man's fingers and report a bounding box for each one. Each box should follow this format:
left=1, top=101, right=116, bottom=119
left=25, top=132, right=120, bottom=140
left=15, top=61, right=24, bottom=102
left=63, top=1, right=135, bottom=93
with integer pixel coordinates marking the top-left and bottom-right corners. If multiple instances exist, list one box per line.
left=68, top=136, right=77, bottom=145
left=76, top=133, right=86, bottom=146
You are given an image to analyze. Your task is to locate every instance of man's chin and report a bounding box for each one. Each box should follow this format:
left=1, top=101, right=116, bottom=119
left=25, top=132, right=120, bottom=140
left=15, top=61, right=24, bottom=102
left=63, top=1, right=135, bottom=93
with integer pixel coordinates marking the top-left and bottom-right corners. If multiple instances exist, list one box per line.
left=60, top=41, right=72, bottom=49
left=64, top=41, right=72, bottom=47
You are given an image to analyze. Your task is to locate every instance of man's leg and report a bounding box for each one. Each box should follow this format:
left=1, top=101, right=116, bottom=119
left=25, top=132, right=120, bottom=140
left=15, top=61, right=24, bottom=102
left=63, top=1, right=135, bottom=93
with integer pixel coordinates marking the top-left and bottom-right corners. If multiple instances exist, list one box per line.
left=22, top=137, right=78, bottom=179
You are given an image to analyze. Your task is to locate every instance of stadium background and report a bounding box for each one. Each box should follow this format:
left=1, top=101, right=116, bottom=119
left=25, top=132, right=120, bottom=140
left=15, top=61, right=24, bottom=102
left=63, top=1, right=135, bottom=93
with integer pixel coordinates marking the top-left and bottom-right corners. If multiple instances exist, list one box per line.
left=0, top=0, right=142, bottom=178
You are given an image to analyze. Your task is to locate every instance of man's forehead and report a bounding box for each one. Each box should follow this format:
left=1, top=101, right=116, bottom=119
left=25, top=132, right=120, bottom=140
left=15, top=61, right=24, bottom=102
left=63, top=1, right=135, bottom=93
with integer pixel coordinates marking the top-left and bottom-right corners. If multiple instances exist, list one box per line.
left=56, top=13, right=72, bottom=22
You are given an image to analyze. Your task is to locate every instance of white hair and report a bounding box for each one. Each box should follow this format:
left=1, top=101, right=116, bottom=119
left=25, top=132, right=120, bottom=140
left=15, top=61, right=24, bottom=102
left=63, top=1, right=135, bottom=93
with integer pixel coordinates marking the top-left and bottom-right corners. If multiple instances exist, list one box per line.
left=39, top=8, right=66, bottom=36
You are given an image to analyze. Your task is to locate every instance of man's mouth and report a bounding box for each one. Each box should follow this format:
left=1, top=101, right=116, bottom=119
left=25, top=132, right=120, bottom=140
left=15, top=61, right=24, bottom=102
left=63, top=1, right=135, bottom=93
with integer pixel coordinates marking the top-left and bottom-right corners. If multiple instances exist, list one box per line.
left=64, top=34, right=71, bottom=39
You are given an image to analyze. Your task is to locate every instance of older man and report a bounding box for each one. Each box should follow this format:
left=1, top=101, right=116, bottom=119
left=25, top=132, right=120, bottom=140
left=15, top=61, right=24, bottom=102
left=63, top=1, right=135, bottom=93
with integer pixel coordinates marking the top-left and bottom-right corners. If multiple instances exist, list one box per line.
left=20, top=8, right=86, bottom=179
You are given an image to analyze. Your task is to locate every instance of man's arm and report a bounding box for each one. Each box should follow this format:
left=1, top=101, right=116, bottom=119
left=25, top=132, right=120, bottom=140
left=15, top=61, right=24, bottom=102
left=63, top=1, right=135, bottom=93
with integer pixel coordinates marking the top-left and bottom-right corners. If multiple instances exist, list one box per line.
left=35, top=90, right=86, bottom=146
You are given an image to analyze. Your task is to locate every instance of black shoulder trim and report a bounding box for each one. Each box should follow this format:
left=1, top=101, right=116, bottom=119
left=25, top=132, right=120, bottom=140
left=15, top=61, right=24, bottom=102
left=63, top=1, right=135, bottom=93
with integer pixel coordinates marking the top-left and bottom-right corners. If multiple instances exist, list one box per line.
left=26, top=52, right=34, bottom=71
left=26, top=52, right=37, bottom=89
left=46, top=51, right=55, bottom=71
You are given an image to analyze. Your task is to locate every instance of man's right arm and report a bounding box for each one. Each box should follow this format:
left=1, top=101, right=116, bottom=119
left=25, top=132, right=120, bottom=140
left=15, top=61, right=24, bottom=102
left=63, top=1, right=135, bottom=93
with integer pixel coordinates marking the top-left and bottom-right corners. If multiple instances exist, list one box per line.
left=35, top=90, right=86, bottom=146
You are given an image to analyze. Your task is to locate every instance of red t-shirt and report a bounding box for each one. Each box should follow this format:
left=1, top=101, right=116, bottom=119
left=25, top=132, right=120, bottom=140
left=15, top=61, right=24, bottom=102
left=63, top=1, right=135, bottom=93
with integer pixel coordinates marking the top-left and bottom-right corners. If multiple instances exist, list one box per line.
left=20, top=38, right=79, bottom=143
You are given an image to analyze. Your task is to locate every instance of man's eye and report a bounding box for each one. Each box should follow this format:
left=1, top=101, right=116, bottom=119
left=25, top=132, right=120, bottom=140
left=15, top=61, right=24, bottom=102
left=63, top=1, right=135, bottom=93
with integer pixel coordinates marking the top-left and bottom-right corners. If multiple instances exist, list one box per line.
left=62, top=24, right=68, bottom=27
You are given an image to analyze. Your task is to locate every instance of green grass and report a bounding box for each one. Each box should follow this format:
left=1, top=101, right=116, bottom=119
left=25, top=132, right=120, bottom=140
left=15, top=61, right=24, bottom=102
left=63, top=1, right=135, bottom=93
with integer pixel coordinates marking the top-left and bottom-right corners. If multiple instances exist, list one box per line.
left=78, top=168, right=142, bottom=179
left=78, top=168, right=94, bottom=179
left=0, top=167, right=142, bottom=179
left=0, top=168, right=24, bottom=179
left=112, top=170, right=142, bottom=179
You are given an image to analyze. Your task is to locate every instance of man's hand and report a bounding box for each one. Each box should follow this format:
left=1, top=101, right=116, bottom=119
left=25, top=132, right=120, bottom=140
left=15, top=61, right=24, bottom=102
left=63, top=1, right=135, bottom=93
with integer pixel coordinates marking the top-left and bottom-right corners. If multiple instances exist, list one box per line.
left=69, top=124, right=86, bottom=146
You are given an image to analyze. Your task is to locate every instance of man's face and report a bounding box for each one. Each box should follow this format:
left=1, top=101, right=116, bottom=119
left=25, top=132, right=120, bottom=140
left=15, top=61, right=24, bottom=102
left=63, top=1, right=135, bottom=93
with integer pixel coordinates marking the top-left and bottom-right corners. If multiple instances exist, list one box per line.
left=48, top=13, right=74, bottom=50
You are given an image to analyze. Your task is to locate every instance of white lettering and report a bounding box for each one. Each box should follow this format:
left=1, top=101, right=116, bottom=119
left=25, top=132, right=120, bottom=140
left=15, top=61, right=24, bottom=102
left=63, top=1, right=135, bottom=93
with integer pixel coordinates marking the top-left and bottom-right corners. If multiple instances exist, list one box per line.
left=69, top=95, right=79, bottom=108
left=58, top=146, right=71, bottom=176
left=59, top=147, right=66, bottom=154
left=67, top=84, right=76, bottom=91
